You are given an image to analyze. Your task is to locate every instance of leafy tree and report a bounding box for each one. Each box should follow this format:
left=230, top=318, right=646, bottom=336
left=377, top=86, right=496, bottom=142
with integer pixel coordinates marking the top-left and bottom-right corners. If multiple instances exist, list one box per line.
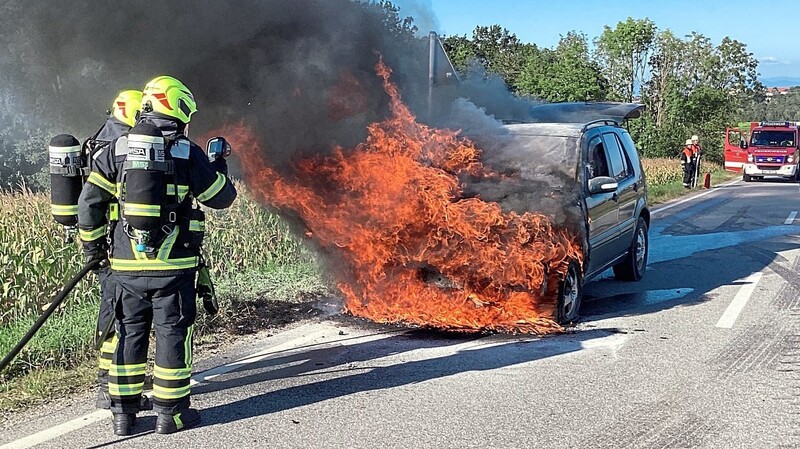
left=637, top=30, right=762, bottom=163
left=594, top=18, right=656, bottom=102
left=516, top=32, right=607, bottom=102
left=442, top=25, right=533, bottom=89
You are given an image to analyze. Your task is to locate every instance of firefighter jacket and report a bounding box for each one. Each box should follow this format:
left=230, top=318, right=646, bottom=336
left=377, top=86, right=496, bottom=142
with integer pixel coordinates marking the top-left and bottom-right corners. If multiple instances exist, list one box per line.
left=78, top=127, right=237, bottom=276
left=680, top=147, right=694, bottom=164
left=691, top=144, right=702, bottom=163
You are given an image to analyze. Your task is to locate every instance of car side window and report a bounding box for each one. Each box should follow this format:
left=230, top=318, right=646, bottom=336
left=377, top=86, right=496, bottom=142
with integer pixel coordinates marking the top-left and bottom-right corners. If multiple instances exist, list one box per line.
left=618, top=130, right=641, bottom=177
left=586, top=136, right=609, bottom=179
left=601, top=132, right=631, bottom=181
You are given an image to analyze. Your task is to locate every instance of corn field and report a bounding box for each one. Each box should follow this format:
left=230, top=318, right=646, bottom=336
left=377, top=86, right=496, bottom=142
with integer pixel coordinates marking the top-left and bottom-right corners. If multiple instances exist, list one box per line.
left=0, top=183, right=305, bottom=326
left=641, top=157, right=724, bottom=185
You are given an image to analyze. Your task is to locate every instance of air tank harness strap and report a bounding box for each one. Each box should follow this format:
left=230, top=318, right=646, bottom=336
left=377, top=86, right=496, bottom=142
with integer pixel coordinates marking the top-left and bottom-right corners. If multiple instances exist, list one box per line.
left=121, top=160, right=175, bottom=174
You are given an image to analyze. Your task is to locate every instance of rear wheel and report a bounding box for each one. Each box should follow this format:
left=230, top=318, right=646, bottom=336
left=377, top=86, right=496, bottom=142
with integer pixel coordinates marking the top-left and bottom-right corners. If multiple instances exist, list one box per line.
left=613, top=217, right=649, bottom=282
left=556, top=260, right=582, bottom=324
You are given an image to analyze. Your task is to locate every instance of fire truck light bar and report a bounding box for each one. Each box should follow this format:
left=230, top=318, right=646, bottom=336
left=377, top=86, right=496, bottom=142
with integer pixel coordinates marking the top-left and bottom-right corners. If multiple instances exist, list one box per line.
left=759, top=121, right=793, bottom=127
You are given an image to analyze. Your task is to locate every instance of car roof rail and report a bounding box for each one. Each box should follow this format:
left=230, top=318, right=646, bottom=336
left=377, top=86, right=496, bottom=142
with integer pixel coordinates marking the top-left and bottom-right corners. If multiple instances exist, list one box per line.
left=582, top=119, right=620, bottom=132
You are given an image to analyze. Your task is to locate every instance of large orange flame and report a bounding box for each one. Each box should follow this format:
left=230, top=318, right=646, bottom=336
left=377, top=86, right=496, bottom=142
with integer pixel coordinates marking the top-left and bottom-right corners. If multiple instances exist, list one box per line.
left=227, top=59, right=582, bottom=334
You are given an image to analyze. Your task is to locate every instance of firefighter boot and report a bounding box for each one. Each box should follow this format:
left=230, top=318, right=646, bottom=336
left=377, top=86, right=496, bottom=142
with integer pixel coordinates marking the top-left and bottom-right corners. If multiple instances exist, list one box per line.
left=112, top=413, right=136, bottom=436
left=155, top=408, right=201, bottom=434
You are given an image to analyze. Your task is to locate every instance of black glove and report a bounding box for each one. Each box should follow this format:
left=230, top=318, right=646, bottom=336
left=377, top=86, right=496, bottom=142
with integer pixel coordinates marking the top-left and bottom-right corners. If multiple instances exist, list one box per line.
left=211, top=157, right=228, bottom=176
left=83, top=240, right=108, bottom=268
left=197, top=264, right=218, bottom=315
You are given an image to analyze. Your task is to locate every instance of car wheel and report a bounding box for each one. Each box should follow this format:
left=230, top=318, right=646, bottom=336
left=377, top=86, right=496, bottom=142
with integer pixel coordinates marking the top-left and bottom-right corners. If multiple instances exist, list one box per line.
left=743, top=172, right=752, bottom=182
left=613, top=217, right=649, bottom=282
left=556, top=260, right=582, bottom=324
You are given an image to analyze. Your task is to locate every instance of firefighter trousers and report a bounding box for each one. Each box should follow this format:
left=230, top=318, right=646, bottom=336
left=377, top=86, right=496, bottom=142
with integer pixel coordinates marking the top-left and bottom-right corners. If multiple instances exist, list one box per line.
left=682, top=162, right=695, bottom=187
left=108, top=271, right=197, bottom=414
left=96, top=267, right=117, bottom=401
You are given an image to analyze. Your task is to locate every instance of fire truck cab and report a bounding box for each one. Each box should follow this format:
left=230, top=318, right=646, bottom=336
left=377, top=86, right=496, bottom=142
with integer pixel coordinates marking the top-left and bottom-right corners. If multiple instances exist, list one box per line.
left=725, top=121, right=800, bottom=182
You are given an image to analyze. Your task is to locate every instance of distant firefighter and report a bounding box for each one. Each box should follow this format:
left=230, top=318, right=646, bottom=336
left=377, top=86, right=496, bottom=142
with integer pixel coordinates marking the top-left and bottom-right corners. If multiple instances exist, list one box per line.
left=680, top=139, right=695, bottom=188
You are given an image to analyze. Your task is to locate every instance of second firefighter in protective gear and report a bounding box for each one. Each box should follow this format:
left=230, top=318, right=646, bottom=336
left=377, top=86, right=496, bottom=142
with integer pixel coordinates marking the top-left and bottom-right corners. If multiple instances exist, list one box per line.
left=680, top=139, right=695, bottom=188
left=78, top=75, right=236, bottom=436
left=81, top=90, right=144, bottom=411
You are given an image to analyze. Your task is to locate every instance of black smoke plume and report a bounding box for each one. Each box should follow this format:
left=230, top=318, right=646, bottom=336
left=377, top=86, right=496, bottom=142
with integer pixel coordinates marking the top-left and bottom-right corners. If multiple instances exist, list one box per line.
left=1, top=0, right=584, bottom=243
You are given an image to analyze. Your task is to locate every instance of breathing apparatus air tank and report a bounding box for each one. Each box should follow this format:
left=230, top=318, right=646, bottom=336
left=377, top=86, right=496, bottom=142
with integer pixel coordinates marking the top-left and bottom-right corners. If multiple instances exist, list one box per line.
left=120, top=122, right=167, bottom=253
left=49, top=134, right=85, bottom=239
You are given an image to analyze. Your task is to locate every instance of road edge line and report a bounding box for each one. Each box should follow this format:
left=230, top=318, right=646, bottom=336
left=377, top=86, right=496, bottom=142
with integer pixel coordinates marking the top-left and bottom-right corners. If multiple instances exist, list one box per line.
left=653, top=179, right=741, bottom=215
left=1, top=322, right=361, bottom=449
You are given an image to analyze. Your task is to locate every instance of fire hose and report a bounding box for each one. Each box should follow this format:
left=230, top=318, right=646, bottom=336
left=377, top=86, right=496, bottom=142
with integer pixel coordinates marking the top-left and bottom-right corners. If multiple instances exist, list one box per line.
left=0, top=259, right=102, bottom=373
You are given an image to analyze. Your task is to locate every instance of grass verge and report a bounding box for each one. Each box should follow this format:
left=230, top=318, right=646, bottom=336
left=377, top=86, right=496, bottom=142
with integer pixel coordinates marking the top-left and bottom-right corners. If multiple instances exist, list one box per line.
left=647, top=169, right=740, bottom=205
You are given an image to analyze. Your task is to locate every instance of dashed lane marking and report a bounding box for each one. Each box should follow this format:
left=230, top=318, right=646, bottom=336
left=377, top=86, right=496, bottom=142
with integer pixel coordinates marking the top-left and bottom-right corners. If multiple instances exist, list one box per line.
left=716, top=272, right=763, bottom=329
left=785, top=211, right=798, bottom=225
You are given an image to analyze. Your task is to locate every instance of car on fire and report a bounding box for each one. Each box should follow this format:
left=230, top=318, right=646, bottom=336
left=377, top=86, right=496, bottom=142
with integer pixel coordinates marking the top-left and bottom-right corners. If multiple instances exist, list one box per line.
left=472, top=102, right=650, bottom=324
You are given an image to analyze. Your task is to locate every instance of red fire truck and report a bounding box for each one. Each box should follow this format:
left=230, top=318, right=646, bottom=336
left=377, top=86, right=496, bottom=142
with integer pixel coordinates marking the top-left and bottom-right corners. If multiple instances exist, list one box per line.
left=724, top=121, right=800, bottom=181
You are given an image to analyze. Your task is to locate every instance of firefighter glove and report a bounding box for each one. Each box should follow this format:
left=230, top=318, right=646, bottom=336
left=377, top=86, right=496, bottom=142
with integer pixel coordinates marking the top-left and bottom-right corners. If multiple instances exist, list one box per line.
left=83, top=241, right=109, bottom=269
left=197, top=264, right=218, bottom=315
left=211, top=157, right=228, bottom=176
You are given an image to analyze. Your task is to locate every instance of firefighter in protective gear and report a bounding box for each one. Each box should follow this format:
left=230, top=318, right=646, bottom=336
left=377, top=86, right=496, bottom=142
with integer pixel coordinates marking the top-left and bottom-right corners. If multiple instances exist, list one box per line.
left=78, top=75, right=236, bottom=436
left=691, top=134, right=702, bottom=186
left=81, top=90, right=144, bottom=412
left=680, top=139, right=695, bottom=188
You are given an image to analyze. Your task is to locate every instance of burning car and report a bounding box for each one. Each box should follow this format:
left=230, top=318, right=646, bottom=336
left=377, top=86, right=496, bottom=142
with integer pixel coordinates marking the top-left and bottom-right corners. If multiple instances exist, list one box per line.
left=464, top=102, right=650, bottom=324
left=238, top=61, right=649, bottom=333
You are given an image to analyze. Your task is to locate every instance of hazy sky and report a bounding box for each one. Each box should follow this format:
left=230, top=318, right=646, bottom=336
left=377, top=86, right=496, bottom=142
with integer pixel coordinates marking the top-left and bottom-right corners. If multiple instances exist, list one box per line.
left=402, top=0, right=800, bottom=84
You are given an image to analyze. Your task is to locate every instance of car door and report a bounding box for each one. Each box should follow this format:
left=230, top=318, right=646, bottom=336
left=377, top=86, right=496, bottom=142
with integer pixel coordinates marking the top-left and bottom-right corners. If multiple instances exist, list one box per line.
left=602, top=130, right=637, bottom=256
left=724, top=128, right=747, bottom=172
left=583, top=133, right=620, bottom=277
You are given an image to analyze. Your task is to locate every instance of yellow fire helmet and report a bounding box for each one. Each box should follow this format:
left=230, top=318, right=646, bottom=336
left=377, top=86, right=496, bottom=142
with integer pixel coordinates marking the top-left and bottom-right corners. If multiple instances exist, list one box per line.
left=141, top=75, right=197, bottom=124
left=111, top=90, right=143, bottom=128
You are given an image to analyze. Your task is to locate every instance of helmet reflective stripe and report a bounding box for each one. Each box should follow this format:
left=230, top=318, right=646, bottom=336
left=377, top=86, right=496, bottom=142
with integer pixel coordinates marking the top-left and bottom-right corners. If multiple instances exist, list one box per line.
left=111, top=90, right=143, bottom=128
left=142, top=76, right=197, bottom=124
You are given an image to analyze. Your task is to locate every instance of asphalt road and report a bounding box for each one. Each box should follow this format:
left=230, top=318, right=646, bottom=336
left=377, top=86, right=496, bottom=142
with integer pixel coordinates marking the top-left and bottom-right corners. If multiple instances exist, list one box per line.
left=3, top=178, right=800, bottom=449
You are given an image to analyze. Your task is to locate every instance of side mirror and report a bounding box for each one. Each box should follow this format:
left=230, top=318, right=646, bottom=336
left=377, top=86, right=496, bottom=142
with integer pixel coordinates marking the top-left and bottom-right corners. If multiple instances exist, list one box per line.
left=739, top=140, right=748, bottom=149
left=206, top=136, right=232, bottom=161
left=588, top=176, right=618, bottom=194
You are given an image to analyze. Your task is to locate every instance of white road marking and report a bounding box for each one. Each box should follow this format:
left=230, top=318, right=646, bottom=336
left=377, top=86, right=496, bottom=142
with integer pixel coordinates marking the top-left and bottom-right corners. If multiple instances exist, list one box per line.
left=1, top=323, right=374, bottom=449
left=716, top=272, right=763, bottom=329
left=785, top=211, right=798, bottom=225
left=0, top=410, right=110, bottom=449
left=653, top=180, right=740, bottom=214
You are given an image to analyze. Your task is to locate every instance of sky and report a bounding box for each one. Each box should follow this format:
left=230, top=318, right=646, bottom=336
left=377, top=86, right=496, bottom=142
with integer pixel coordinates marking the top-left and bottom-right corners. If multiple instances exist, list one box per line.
left=399, top=0, right=800, bottom=86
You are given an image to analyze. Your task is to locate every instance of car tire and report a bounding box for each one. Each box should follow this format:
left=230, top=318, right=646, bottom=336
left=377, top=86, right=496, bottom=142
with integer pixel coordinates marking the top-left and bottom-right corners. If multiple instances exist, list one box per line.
left=743, top=172, right=752, bottom=182
left=556, top=260, right=582, bottom=324
left=613, top=217, right=649, bottom=282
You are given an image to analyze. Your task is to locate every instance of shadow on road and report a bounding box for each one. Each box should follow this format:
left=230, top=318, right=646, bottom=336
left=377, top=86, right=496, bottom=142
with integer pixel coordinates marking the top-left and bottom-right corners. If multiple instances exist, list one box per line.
left=192, top=328, right=616, bottom=428
left=580, top=189, right=800, bottom=320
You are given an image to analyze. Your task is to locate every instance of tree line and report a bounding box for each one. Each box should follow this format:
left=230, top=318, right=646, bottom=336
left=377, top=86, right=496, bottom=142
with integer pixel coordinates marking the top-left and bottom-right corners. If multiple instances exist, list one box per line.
left=442, top=19, right=799, bottom=163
